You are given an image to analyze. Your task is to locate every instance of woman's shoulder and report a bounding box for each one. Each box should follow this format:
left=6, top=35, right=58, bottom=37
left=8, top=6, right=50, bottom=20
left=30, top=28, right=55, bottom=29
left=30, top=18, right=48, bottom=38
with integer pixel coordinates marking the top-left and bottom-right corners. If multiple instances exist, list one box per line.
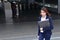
left=37, top=16, right=41, bottom=21
left=38, top=16, right=42, bottom=18
left=38, top=16, right=53, bottom=21
left=47, top=16, right=53, bottom=22
left=46, top=16, right=52, bottom=19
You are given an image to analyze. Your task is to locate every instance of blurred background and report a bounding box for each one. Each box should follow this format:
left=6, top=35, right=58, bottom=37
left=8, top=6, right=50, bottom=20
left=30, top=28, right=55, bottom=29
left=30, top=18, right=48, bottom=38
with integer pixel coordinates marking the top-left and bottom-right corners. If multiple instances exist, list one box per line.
left=0, top=0, right=60, bottom=40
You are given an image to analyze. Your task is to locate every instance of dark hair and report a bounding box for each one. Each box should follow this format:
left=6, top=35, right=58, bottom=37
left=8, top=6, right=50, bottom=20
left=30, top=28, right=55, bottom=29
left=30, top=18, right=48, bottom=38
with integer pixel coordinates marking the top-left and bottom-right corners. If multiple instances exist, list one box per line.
left=40, top=7, right=51, bottom=16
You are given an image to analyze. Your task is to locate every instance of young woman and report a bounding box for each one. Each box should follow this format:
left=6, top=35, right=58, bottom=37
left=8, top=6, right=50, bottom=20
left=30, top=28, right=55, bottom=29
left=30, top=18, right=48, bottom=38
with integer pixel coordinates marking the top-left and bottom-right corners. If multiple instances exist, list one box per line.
left=38, top=7, right=54, bottom=40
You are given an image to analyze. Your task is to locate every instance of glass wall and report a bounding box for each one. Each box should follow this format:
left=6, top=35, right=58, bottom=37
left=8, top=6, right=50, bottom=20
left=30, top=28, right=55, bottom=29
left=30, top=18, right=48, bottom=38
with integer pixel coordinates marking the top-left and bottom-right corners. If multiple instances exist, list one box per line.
left=45, top=0, right=58, bottom=5
left=35, top=0, right=58, bottom=14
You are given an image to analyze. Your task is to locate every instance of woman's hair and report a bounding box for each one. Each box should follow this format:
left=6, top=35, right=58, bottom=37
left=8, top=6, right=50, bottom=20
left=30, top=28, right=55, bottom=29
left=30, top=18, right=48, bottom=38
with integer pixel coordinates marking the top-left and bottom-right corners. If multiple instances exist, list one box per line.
left=40, top=7, right=51, bottom=16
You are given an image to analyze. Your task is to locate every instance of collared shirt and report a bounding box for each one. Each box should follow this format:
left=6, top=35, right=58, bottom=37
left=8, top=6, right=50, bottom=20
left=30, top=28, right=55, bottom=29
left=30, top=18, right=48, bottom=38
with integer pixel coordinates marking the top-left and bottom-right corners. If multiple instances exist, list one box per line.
left=41, top=16, right=46, bottom=21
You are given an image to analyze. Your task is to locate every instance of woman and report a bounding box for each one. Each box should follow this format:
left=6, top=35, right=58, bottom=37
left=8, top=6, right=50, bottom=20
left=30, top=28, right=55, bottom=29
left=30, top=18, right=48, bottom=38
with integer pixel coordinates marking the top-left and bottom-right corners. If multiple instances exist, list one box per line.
left=38, top=7, right=54, bottom=40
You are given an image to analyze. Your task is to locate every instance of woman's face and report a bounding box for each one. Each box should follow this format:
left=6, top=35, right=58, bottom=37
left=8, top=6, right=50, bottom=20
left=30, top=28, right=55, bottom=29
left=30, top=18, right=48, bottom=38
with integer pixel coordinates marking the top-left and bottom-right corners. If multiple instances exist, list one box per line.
left=40, top=10, right=46, bottom=16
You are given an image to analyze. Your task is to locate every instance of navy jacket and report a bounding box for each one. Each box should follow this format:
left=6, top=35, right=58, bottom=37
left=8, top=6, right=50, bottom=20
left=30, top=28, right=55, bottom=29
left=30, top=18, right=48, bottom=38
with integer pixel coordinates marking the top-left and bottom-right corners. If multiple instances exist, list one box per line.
left=38, top=16, right=54, bottom=36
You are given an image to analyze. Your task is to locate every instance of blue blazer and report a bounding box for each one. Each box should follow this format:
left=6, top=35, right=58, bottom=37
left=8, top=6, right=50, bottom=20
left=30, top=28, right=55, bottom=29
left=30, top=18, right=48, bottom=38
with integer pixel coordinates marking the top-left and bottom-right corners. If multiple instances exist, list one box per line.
left=38, top=16, right=54, bottom=36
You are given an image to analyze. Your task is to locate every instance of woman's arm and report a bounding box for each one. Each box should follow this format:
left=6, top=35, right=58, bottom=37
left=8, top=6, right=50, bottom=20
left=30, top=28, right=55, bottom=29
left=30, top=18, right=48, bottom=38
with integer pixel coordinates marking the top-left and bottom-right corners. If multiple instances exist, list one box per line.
left=49, top=17, right=54, bottom=30
left=44, top=17, right=54, bottom=31
left=38, top=25, right=40, bottom=36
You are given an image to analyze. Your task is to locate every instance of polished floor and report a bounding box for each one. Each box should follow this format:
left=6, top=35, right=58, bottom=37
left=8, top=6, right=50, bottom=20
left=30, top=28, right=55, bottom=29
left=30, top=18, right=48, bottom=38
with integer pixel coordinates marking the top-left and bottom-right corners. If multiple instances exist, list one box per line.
left=0, top=19, right=60, bottom=40
left=0, top=10, right=60, bottom=40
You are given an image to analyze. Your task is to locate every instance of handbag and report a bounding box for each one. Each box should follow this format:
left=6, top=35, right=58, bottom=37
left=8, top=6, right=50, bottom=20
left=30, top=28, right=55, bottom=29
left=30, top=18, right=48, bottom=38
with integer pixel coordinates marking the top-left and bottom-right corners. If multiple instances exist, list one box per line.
left=38, top=19, right=50, bottom=28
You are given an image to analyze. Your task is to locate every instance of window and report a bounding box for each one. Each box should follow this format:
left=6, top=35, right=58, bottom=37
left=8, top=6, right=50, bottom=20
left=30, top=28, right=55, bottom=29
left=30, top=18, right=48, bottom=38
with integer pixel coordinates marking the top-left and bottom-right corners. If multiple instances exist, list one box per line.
left=35, top=0, right=43, bottom=3
left=45, top=0, right=58, bottom=5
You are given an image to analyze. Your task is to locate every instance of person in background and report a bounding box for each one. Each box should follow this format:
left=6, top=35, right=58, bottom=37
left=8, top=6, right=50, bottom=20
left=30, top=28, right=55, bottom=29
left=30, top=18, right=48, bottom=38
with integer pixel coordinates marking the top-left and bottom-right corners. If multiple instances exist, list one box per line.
left=38, top=7, right=54, bottom=40
left=11, top=1, right=17, bottom=18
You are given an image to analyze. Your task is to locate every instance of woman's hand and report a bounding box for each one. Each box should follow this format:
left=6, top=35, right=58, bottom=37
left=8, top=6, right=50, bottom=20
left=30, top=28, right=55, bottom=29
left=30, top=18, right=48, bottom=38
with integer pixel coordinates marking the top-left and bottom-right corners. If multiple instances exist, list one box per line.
left=37, top=36, right=39, bottom=39
left=40, top=28, right=44, bottom=33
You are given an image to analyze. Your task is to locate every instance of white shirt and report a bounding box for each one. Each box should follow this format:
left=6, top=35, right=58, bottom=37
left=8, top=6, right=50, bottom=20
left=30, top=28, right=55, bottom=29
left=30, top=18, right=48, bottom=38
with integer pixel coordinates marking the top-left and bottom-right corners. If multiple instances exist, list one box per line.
left=40, top=16, right=46, bottom=33
left=41, top=16, right=46, bottom=21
